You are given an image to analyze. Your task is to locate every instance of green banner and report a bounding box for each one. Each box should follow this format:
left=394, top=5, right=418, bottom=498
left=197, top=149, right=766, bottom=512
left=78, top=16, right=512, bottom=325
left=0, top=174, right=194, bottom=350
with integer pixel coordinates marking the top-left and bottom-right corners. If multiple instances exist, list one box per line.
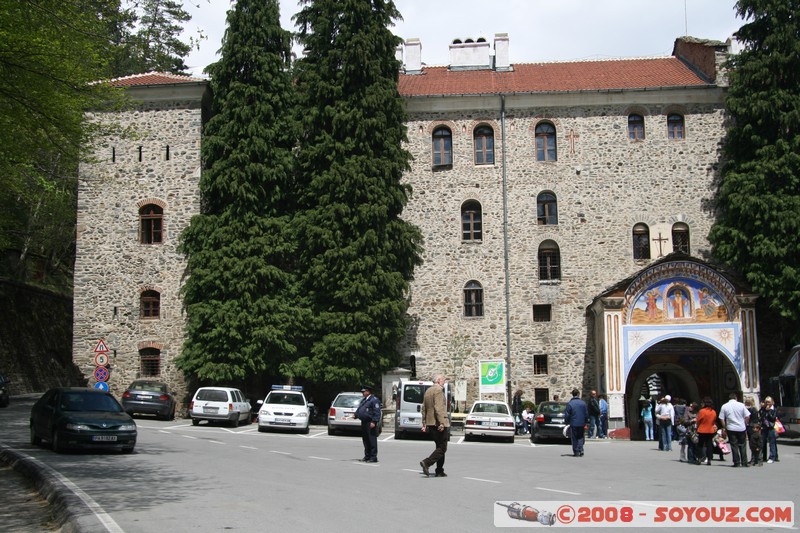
left=479, top=360, right=505, bottom=394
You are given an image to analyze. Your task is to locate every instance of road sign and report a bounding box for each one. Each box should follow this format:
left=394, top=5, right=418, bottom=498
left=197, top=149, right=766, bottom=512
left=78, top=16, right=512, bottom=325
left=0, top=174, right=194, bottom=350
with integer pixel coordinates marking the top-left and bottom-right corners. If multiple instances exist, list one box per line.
left=94, top=366, right=110, bottom=382
left=94, top=339, right=109, bottom=353
left=94, top=382, right=109, bottom=391
left=94, top=353, right=109, bottom=366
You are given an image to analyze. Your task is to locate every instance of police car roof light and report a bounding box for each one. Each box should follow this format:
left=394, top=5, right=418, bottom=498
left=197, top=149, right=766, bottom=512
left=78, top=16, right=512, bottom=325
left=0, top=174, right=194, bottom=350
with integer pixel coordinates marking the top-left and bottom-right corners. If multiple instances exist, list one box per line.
left=271, top=385, right=304, bottom=391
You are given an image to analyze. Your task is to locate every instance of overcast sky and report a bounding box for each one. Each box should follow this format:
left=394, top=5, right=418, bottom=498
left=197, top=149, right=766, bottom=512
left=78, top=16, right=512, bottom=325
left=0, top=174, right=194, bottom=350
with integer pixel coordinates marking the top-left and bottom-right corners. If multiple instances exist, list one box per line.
left=181, top=0, right=745, bottom=77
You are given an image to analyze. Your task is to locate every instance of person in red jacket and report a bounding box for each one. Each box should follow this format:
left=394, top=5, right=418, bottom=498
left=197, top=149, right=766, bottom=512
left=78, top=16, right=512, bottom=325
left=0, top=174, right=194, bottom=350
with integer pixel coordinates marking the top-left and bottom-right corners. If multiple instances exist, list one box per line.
left=695, top=396, right=717, bottom=465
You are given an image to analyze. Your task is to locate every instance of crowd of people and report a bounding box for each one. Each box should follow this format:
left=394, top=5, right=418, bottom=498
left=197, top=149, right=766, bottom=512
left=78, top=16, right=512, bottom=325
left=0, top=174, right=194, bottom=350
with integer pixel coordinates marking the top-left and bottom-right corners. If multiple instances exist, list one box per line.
left=639, top=393, right=781, bottom=466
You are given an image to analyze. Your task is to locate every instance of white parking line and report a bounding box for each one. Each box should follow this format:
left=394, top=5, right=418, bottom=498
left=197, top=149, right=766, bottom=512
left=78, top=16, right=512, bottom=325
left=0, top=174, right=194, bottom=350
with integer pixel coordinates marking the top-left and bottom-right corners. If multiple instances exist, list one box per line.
left=535, top=486, right=581, bottom=495
left=158, top=430, right=171, bottom=434
left=270, top=450, right=291, bottom=455
left=380, top=434, right=394, bottom=441
left=309, top=456, right=331, bottom=460
left=208, top=440, right=225, bottom=445
left=182, top=435, right=197, bottom=439
left=240, top=445, right=258, bottom=450
left=464, top=477, right=502, bottom=484
left=307, top=431, right=327, bottom=438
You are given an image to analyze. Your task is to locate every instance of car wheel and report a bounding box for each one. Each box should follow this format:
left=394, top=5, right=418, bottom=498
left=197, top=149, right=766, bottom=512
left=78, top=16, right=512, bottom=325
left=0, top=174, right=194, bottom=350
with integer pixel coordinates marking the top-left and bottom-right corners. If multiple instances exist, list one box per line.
left=169, top=406, right=176, bottom=421
left=30, top=426, right=41, bottom=446
left=464, top=433, right=473, bottom=442
left=258, top=425, right=267, bottom=433
left=52, top=430, right=65, bottom=453
left=395, top=430, right=404, bottom=440
left=327, top=426, right=335, bottom=436
left=229, top=415, right=239, bottom=428
left=0, top=397, right=9, bottom=408
left=191, top=418, right=200, bottom=426
left=301, top=426, right=310, bottom=435
left=122, top=447, right=135, bottom=454
left=507, top=435, right=515, bottom=443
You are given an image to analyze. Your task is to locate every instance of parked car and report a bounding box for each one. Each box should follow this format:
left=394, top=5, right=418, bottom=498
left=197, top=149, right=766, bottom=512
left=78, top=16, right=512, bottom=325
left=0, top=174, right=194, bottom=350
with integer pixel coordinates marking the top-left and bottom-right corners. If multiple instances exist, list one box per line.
left=189, top=387, right=251, bottom=427
left=121, top=379, right=176, bottom=420
left=29, top=387, right=137, bottom=453
left=530, top=401, right=569, bottom=443
left=464, top=400, right=516, bottom=443
left=257, top=385, right=310, bottom=434
left=394, top=379, right=452, bottom=439
left=0, top=374, right=10, bottom=408
left=327, top=392, right=383, bottom=436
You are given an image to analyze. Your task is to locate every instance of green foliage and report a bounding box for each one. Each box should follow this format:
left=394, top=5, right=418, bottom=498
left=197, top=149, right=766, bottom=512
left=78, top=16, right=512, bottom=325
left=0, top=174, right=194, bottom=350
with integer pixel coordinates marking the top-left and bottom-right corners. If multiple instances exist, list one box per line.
left=709, top=0, right=800, bottom=323
left=176, top=0, right=303, bottom=383
left=286, top=0, right=422, bottom=386
left=0, top=0, right=124, bottom=286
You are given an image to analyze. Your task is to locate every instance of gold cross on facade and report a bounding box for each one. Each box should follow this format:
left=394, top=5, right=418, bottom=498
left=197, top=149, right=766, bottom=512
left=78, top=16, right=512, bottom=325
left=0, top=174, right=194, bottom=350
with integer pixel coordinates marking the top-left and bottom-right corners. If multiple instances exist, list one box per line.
left=567, top=129, right=580, bottom=155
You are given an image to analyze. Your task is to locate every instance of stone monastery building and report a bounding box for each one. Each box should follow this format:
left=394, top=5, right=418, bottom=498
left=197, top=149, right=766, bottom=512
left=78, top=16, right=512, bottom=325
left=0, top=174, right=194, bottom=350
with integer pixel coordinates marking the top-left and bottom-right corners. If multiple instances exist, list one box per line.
left=75, top=34, right=767, bottom=434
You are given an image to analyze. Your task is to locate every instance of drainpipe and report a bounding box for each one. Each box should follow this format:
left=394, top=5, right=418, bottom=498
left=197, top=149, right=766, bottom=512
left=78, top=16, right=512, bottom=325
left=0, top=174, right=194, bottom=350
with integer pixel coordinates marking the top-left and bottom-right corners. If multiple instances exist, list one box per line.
left=501, top=95, right=512, bottom=403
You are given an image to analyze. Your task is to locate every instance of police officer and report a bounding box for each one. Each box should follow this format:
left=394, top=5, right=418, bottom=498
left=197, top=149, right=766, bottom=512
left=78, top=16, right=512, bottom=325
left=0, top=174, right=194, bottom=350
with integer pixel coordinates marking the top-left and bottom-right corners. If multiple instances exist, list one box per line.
left=355, top=385, right=381, bottom=463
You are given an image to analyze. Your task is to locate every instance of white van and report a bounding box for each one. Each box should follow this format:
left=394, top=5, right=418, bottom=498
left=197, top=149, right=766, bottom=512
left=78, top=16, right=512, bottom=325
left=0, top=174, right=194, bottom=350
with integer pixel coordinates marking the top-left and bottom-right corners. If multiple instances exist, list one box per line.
left=394, top=379, right=452, bottom=439
left=189, top=387, right=252, bottom=427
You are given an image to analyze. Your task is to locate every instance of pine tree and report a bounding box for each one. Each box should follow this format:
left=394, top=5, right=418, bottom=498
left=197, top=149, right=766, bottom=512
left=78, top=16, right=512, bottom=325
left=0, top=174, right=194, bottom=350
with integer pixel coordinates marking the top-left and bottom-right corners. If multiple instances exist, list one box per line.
left=709, top=0, right=800, bottom=324
left=176, top=0, right=301, bottom=382
left=288, top=0, right=423, bottom=386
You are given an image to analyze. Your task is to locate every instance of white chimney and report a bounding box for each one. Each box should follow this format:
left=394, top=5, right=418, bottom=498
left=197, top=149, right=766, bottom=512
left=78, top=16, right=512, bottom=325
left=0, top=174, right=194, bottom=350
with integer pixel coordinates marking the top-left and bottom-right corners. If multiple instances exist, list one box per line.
left=494, top=33, right=511, bottom=71
left=404, top=38, right=422, bottom=73
left=449, top=37, right=491, bottom=70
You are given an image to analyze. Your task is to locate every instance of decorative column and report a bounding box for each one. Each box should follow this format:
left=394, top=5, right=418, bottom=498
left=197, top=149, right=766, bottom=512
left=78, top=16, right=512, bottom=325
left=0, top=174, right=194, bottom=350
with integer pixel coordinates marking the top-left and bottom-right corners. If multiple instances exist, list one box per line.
left=596, top=297, right=625, bottom=419
left=736, top=294, right=760, bottom=401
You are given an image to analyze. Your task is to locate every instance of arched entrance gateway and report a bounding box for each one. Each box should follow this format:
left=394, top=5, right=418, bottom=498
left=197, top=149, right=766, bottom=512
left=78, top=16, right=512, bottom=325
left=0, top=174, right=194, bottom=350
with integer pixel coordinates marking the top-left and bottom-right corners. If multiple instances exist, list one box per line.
left=589, top=257, right=761, bottom=439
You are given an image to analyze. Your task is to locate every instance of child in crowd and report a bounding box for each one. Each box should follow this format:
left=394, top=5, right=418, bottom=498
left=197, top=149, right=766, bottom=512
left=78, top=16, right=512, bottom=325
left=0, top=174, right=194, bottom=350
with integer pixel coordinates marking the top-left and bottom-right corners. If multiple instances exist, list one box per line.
left=713, top=429, right=729, bottom=461
left=748, top=423, right=763, bottom=466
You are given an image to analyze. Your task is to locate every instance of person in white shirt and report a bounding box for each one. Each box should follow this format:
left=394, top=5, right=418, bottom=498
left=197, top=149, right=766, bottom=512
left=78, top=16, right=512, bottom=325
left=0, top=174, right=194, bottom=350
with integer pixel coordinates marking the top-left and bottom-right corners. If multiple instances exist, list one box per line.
left=521, top=406, right=534, bottom=434
left=719, top=392, right=750, bottom=467
left=655, top=395, right=675, bottom=452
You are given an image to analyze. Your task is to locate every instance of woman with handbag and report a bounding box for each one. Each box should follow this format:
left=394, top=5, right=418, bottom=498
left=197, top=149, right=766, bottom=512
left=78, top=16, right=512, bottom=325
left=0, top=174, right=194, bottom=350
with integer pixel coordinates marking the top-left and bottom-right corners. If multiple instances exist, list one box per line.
left=759, top=396, right=780, bottom=464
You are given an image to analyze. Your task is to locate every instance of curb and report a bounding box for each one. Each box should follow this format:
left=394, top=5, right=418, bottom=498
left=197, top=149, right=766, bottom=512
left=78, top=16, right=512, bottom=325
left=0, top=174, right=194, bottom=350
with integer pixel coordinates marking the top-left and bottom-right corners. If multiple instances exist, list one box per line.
left=0, top=444, right=99, bottom=533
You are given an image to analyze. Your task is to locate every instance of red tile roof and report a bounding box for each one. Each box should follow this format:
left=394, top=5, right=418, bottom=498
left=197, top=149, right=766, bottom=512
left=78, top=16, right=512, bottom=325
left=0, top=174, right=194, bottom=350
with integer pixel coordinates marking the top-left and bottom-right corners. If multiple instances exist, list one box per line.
left=107, top=72, right=205, bottom=87
left=399, top=57, right=710, bottom=96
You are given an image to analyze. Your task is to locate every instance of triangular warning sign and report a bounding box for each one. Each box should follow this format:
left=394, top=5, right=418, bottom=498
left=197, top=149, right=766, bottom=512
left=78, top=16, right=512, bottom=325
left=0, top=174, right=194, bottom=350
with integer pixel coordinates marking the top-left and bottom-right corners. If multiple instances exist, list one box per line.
left=94, top=339, right=109, bottom=353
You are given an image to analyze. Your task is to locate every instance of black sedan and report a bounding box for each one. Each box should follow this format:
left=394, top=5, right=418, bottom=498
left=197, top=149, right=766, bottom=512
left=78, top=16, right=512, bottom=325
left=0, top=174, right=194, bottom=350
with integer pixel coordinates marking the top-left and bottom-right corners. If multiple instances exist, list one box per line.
left=121, top=379, right=176, bottom=420
left=30, top=387, right=137, bottom=453
left=530, top=401, right=569, bottom=443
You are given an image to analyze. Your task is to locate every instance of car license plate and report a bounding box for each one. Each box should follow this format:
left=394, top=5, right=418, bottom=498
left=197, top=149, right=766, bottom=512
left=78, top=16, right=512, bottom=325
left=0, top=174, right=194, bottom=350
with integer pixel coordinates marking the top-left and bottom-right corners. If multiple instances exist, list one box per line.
left=203, top=407, right=218, bottom=413
left=92, top=435, right=117, bottom=442
left=552, top=418, right=564, bottom=423
left=276, top=417, right=291, bottom=423
left=488, top=422, right=498, bottom=427
left=139, top=395, right=153, bottom=400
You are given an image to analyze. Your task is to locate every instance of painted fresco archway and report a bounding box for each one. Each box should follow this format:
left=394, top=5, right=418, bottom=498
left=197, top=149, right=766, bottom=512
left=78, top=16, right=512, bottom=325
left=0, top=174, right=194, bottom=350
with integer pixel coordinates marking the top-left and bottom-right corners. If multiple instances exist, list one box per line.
left=625, top=338, right=740, bottom=440
left=590, top=257, right=760, bottom=433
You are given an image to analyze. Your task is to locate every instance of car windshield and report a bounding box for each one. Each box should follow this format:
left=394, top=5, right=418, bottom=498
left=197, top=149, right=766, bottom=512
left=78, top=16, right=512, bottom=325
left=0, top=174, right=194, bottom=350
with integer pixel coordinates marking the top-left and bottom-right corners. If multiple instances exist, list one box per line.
left=333, top=395, right=361, bottom=408
left=472, top=403, right=509, bottom=415
left=266, top=393, right=304, bottom=406
left=196, top=389, right=229, bottom=402
left=131, top=382, right=167, bottom=393
left=539, top=403, right=566, bottom=415
left=60, top=392, right=123, bottom=412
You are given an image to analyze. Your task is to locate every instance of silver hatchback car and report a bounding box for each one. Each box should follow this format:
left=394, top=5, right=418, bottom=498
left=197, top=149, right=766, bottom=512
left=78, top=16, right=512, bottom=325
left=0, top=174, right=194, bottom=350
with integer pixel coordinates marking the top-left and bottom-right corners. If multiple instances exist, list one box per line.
left=327, top=392, right=382, bottom=436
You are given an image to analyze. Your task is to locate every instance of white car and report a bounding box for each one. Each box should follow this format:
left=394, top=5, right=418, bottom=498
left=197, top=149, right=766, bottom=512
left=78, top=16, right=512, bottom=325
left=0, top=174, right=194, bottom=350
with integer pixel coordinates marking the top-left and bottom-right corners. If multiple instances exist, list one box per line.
left=189, top=387, right=252, bottom=427
left=464, top=400, right=516, bottom=443
left=257, top=385, right=310, bottom=434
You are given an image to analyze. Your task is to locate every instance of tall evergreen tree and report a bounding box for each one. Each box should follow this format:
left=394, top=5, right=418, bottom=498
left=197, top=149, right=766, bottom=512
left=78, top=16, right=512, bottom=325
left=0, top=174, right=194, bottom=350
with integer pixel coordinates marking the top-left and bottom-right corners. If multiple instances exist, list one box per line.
left=177, top=0, right=301, bottom=382
left=288, top=0, right=422, bottom=386
left=709, top=0, right=800, bottom=325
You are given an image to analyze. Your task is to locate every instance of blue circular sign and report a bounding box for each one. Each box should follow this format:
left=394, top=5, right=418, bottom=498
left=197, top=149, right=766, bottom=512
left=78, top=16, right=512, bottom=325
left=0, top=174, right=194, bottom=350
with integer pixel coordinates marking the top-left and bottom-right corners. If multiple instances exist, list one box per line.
left=94, top=382, right=109, bottom=391
left=94, top=366, right=110, bottom=382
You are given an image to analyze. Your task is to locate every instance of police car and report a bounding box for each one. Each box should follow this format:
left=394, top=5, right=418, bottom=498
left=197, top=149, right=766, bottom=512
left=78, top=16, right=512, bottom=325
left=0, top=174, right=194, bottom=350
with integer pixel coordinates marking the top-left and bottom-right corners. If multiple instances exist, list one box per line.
left=257, top=385, right=310, bottom=434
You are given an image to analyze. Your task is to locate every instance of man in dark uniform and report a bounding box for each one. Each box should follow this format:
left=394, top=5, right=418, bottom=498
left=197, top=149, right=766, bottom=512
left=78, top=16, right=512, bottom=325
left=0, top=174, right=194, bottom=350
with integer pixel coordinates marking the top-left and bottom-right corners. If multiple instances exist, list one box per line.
left=354, top=385, right=381, bottom=463
left=564, top=388, right=588, bottom=457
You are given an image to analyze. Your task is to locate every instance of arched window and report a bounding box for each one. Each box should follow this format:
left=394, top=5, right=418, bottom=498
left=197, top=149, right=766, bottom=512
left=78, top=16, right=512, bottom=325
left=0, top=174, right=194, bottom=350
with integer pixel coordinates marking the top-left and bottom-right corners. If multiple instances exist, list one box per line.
left=464, top=281, right=484, bottom=317
left=538, top=241, right=561, bottom=281
left=473, top=125, right=494, bottom=165
left=139, top=348, right=161, bottom=377
left=432, top=126, right=453, bottom=167
left=672, top=222, right=690, bottom=254
left=461, top=201, right=483, bottom=241
left=139, top=204, right=163, bottom=244
left=628, top=114, right=645, bottom=140
left=141, top=290, right=160, bottom=319
left=667, top=114, right=685, bottom=139
left=537, top=192, right=558, bottom=225
left=633, top=223, right=651, bottom=259
left=535, top=122, right=557, bottom=161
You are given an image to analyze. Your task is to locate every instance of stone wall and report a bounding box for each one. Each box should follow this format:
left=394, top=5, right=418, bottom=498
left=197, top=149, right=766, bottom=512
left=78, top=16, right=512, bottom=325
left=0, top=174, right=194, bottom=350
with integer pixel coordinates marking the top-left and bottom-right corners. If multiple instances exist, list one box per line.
left=73, top=86, right=206, bottom=405
left=399, top=89, right=726, bottom=405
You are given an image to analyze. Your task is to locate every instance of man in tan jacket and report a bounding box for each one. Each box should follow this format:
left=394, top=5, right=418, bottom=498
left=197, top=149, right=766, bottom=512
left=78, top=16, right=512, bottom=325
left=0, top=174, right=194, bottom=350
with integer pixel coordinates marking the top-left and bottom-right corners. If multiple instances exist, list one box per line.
left=419, top=374, right=450, bottom=477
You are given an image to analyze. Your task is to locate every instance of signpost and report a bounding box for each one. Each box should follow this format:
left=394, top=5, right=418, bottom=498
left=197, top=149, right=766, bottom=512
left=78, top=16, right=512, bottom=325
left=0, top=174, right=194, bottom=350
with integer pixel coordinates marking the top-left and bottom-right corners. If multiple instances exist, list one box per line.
left=92, top=339, right=110, bottom=390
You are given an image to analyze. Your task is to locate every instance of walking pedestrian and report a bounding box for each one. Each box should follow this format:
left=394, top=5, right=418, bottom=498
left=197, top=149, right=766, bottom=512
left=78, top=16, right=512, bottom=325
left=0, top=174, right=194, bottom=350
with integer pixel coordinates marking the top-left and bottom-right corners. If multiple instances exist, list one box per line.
left=354, top=385, right=381, bottom=463
left=641, top=398, right=654, bottom=441
left=587, top=390, right=601, bottom=438
left=759, top=396, right=780, bottom=464
left=696, top=396, right=717, bottom=465
left=599, top=394, right=609, bottom=438
left=655, top=395, right=675, bottom=452
left=564, top=388, right=588, bottom=457
left=419, top=375, right=450, bottom=477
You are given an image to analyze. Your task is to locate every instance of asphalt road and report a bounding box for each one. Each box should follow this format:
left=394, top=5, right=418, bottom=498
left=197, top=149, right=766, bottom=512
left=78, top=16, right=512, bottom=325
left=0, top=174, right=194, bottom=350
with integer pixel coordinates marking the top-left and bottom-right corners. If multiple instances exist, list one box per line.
left=1, top=395, right=798, bottom=532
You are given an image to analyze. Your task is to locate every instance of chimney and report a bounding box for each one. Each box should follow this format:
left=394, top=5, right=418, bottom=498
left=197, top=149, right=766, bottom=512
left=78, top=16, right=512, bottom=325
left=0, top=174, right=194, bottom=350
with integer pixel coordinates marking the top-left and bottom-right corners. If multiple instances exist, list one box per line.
left=494, top=33, right=511, bottom=71
left=404, top=38, right=422, bottom=74
left=449, top=36, right=491, bottom=70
